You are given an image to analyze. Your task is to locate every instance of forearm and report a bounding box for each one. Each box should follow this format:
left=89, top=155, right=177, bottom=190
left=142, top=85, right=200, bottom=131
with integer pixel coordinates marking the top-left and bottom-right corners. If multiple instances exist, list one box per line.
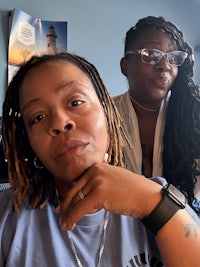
left=57, top=163, right=200, bottom=267
left=156, top=209, right=200, bottom=266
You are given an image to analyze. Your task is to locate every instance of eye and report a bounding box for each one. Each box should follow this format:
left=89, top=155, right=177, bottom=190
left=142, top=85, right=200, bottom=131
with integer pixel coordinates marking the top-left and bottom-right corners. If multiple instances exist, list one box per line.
left=32, top=114, right=47, bottom=124
left=168, top=53, right=176, bottom=64
left=70, top=100, right=84, bottom=107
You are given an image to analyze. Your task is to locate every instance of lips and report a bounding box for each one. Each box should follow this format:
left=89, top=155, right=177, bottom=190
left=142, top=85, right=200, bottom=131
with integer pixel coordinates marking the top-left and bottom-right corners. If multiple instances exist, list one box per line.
left=56, top=139, right=89, bottom=157
left=153, top=75, right=169, bottom=87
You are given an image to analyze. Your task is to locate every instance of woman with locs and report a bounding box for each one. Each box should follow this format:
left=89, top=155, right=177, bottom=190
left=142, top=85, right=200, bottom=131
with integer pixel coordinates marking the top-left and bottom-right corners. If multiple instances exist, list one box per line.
left=0, top=52, right=200, bottom=267
left=114, top=16, right=200, bottom=214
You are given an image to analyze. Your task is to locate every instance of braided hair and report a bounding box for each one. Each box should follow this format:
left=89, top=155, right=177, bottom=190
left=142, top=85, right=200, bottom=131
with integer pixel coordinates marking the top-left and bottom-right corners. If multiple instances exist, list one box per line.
left=2, top=52, right=125, bottom=211
left=124, top=16, right=200, bottom=209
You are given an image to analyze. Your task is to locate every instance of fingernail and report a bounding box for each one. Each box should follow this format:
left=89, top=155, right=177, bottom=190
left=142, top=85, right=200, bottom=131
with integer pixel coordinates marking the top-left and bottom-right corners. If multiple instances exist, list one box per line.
left=60, top=221, right=67, bottom=230
left=70, top=223, right=76, bottom=231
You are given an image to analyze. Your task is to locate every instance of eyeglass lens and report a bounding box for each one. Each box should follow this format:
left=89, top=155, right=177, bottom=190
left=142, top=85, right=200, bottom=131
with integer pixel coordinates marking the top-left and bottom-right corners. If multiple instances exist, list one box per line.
left=141, top=49, right=187, bottom=66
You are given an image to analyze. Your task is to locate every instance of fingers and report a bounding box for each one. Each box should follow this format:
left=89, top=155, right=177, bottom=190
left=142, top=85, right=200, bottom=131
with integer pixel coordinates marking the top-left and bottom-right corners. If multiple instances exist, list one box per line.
left=57, top=164, right=108, bottom=229
left=55, top=163, right=117, bottom=230
left=78, top=190, right=85, bottom=200
left=55, top=163, right=154, bottom=231
left=57, top=178, right=87, bottom=211
left=58, top=189, right=102, bottom=230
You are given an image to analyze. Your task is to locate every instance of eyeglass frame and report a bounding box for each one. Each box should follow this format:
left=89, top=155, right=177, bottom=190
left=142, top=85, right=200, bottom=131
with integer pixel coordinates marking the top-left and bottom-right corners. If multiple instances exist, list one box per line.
left=125, top=48, right=188, bottom=66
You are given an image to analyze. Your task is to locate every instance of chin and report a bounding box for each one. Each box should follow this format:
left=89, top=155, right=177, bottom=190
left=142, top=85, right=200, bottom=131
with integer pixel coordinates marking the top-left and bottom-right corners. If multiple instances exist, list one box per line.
left=56, top=156, right=103, bottom=183
left=152, top=91, right=168, bottom=102
left=62, top=164, right=92, bottom=183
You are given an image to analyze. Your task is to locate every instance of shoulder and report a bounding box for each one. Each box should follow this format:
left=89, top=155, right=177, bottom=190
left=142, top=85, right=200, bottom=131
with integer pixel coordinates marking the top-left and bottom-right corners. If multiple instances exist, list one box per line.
left=0, top=188, right=12, bottom=208
left=0, top=188, right=15, bottom=234
left=113, top=91, right=131, bottom=117
left=0, top=187, right=13, bottom=213
left=113, top=91, right=128, bottom=105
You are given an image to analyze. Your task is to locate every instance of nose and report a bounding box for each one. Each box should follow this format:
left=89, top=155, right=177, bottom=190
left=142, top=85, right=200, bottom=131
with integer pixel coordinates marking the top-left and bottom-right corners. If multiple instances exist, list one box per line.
left=64, top=124, right=74, bottom=131
left=155, top=55, right=171, bottom=72
left=49, top=113, right=76, bottom=136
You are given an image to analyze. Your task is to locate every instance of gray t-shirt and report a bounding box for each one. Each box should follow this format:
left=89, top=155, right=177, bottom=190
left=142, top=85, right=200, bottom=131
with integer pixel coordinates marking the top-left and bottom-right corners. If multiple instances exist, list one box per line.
left=0, top=178, right=199, bottom=267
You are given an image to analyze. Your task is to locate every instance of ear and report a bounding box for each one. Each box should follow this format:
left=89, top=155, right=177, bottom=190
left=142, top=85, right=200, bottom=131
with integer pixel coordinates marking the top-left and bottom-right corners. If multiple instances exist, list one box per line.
left=120, top=57, right=128, bottom=77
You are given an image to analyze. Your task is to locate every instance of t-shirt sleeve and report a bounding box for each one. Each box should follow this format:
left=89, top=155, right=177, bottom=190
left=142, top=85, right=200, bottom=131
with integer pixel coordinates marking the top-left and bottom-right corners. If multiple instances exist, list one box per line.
left=0, top=189, right=14, bottom=266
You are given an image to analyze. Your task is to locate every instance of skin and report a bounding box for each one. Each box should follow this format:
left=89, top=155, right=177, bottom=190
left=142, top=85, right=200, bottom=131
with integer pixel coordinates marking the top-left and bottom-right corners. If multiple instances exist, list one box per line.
left=19, top=61, right=109, bottom=192
left=18, top=58, right=200, bottom=266
left=120, top=28, right=179, bottom=177
left=121, top=28, right=178, bottom=108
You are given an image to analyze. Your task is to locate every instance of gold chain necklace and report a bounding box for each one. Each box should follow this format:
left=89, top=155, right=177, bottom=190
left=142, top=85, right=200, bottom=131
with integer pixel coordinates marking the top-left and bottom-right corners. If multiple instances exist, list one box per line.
left=130, top=95, right=159, bottom=112
left=55, top=188, right=109, bottom=267
left=67, top=211, right=109, bottom=267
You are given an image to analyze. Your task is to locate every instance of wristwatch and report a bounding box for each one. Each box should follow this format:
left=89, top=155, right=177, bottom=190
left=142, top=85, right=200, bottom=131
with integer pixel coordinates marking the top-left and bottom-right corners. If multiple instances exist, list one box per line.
left=141, top=183, right=186, bottom=235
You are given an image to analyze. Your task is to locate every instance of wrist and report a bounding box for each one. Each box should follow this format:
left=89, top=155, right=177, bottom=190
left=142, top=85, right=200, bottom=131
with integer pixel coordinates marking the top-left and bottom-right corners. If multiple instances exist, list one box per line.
left=141, top=184, right=186, bottom=235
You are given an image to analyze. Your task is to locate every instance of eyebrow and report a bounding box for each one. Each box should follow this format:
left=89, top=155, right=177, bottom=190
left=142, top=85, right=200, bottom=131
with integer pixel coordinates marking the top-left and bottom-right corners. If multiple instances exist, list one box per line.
left=143, top=41, right=162, bottom=46
left=21, top=80, right=84, bottom=113
left=142, top=40, right=177, bottom=49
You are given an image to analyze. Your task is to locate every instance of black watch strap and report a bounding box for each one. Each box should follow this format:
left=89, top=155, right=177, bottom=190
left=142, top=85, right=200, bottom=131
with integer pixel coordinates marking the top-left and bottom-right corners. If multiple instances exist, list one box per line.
left=141, top=189, right=183, bottom=235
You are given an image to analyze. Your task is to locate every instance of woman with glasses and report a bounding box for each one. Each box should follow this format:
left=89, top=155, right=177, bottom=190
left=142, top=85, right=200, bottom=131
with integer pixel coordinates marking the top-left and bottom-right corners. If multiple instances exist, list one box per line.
left=114, top=16, right=200, bottom=215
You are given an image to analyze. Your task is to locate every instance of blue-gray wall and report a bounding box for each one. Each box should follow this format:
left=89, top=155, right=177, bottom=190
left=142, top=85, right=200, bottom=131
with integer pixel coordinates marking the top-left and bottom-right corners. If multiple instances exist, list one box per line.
left=1, top=0, right=200, bottom=115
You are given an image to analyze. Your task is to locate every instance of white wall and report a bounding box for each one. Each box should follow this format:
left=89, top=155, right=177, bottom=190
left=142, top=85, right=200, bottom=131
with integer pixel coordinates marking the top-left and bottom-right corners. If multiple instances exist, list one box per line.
left=0, top=0, right=200, bottom=115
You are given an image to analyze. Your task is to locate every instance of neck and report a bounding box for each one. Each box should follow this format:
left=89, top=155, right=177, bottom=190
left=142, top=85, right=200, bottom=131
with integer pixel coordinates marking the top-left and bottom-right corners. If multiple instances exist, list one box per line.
left=130, top=95, right=160, bottom=113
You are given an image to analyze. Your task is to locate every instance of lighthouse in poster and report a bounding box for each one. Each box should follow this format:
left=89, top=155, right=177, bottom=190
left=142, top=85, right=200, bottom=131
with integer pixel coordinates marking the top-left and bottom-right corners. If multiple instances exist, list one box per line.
left=45, top=25, right=57, bottom=54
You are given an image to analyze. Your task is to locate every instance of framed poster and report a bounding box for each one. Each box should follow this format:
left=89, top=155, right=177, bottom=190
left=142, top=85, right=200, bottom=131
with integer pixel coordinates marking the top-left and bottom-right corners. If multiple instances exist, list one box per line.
left=8, top=7, right=68, bottom=83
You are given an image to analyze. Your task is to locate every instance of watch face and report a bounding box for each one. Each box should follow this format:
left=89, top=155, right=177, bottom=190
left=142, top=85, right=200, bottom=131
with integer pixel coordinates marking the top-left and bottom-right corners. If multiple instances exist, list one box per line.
left=164, top=184, right=186, bottom=208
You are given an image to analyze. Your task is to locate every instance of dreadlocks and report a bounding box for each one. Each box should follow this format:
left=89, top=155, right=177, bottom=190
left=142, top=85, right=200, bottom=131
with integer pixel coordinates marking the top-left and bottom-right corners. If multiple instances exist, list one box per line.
left=2, top=52, right=125, bottom=212
left=124, top=16, right=200, bottom=208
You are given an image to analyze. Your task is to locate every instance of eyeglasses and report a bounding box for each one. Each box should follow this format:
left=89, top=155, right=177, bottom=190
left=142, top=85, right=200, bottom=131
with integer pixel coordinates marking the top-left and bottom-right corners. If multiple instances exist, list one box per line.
left=125, top=48, right=188, bottom=66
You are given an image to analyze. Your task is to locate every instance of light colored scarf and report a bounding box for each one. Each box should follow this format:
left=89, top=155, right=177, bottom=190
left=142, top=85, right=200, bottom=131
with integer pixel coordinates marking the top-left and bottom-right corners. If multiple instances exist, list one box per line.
left=114, top=91, right=200, bottom=198
left=114, top=90, right=169, bottom=177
